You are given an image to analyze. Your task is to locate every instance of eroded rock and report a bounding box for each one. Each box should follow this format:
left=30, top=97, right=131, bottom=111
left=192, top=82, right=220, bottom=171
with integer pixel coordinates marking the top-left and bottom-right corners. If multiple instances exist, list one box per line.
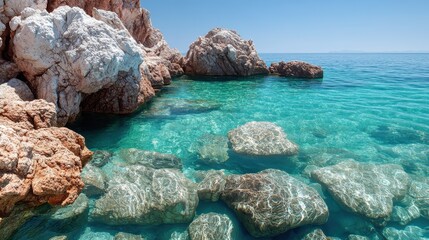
left=91, top=165, right=198, bottom=225
left=11, top=6, right=150, bottom=126
left=119, top=148, right=183, bottom=170
left=196, top=170, right=226, bottom=202
left=193, top=134, right=229, bottom=164
left=188, top=213, right=233, bottom=240
left=81, top=164, right=107, bottom=197
left=184, top=28, right=268, bottom=76
left=269, top=61, right=323, bottom=79
left=311, top=160, right=410, bottom=221
left=228, top=121, right=298, bottom=156
left=221, top=169, right=328, bottom=237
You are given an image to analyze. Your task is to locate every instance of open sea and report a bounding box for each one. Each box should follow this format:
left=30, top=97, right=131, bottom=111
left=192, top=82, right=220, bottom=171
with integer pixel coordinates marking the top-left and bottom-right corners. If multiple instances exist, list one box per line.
left=12, top=53, right=429, bottom=239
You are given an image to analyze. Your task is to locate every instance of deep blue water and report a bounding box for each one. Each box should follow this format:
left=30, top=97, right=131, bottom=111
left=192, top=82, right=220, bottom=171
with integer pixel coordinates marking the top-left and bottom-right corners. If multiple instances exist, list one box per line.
left=13, top=54, right=429, bottom=239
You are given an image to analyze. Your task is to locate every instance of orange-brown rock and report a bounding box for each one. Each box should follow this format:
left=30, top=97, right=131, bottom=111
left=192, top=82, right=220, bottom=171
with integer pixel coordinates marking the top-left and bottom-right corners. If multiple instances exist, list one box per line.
left=0, top=79, right=92, bottom=217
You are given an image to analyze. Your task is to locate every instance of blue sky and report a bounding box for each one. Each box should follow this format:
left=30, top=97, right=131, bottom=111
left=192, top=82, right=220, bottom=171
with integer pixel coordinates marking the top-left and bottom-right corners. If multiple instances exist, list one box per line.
left=142, top=0, right=429, bottom=53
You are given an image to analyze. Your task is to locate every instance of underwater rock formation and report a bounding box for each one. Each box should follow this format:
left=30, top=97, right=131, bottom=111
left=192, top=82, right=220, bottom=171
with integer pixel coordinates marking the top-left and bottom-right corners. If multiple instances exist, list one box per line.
left=302, top=229, right=329, bottom=240
left=269, top=61, right=324, bottom=79
left=48, top=193, right=89, bottom=227
left=221, top=169, right=328, bottom=237
left=188, top=213, right=234, bottom=240
left=91, top=165, right=198, bottom=225
left=192, top=134, right=229, bottom=164
left=183, top=28, right=268, bottom=76
left=0, top=79, right=92, bottom=217
left=119, top=148, right=183, bottom=169
left=10, top=6, right=151, bottom=126
left=409, top=180, right=429, bottom=219
left=311, top=160, right=410, bottom=221
left=228, top=121, right=298, bottom=156
left=89, top=150, right=112, bottom=167
left=196, top=170, right=226, bottom=202
left=81, top=164, right=108, bottom=197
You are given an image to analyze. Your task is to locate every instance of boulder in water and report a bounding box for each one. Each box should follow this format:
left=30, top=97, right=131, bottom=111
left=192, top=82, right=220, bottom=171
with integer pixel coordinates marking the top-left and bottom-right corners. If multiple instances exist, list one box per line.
left=119, top=148, right=183, bottom=170
left=188, top=213, right=234, bottom=240
left=269, top=61, right=323, bottom=79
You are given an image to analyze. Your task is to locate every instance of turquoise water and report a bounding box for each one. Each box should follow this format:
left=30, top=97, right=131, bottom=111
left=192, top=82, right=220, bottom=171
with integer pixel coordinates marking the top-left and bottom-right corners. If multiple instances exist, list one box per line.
left=13, top=54, right=429, bottom=239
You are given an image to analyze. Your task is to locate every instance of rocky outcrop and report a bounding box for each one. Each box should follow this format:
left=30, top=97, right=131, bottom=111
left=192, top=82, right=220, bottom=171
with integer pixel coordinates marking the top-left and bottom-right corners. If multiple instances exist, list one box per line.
left=0, top=79, right=92, bottom=217
left=119, top=148, right=183, bottom=170
left=183, top=28, right=268, bottom=76
left=46, top=0, right=184, bottom=77
left=228, top=121, right=298, bottom=156
left=91, top=165, right=198, bottom=225
left=311, top=160, right=410, bottom=221
left=269, top=61, right=323, bottom=79
left=221, top=169, right=329, bottom=237
left=188, top=213, right=234, bottom=240
left=10, top=6, right=153, bottom=126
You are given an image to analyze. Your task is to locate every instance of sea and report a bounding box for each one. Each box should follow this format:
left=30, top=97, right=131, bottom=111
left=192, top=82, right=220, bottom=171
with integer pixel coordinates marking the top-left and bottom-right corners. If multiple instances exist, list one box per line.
left=12, top=53, right=429, bottom=239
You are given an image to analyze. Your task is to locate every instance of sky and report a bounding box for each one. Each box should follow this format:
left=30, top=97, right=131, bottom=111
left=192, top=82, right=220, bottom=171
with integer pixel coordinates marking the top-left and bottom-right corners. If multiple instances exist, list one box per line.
left=142, top=0, right=429, bottom=53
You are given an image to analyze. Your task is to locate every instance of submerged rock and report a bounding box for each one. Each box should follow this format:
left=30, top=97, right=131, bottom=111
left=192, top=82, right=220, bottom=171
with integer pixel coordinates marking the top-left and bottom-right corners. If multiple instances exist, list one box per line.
left=221, top=169, right=328, bottom=237
left=188, top=213, right=234, bottom=240
left=196, top=170, right=226, bottom=202
left=11, top=6, right=150, bottom=126
left=0, top=205, right=37, bottom=240
left=269, top=61, right=324, bottom=79
left=391, top=204, right=421, bottom=225
left=184, top=28, right=268, bottom=76
left=382, top=226, right=427, bottom=240
left=228, top=121, right=298, bottom=156
left=408, top=180, right=429, bottom=219
left=311, top=160, right=410, bottom=221
left=91, top=166, right=198, bottom=225
left=370, top=125, right=429, bottom=145
left=81, top=164, right=108, bottom=197
left=114, top=232, right=145, bottom=240
left=192, top=134, right=229, bottom=164
left=302, top=229, right=329, bottom=240
left=119, top=148, right=183, bottom=170
left=89, top=150, right=112, bottom=167
left=48, top=193, right=89, bottom=228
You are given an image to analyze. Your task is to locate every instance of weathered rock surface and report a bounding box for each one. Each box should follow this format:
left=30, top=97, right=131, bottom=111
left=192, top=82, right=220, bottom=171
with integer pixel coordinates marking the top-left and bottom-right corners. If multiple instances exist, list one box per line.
left=114, top=232, right=145, bottom=240
left=0, top=78, right=34, bottom=101
left=193, top=134, right=229, bottom=164
left=382, top=226, right=427, bottom=240
left=46, top=0, right=184, bottom=77
left=311, top=160, right=410, bottom=220
left=0, top=80, right=92, bottom=217
left=81, top=164, right=108, bottom=197
left=391, top=204, right=420, bottom=225
left=49, top=193, right=89, bottom=226
left=302, top=229, right=329, bottom=240
left=188, top=213, right=234, bottom=240
left=11, top=6, right=151, bottom=126
left=184, top=28, right=268, bottom=76
left=196, top=170, right=226, bottom=202
left=228, top=121, right=298, bottom=156
left=0, top=205, right=37, bottom=240
left=269, top=61, right=324, bottom=79
left=89, top=150, right=112, bottom=167
left=119, top=148, right=183, bottom=170
left=409, top=180, right=429, bottom=219
left=91, top=165, right=198, bottom=225
left=221, top=169, right=329, bottom=237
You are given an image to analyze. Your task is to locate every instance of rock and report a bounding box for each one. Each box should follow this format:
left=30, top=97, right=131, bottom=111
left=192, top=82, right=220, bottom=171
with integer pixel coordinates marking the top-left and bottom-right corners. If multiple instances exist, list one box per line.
left=382, top=226, right=427, bottom=240
left=91, top=166, right=198, bottom=225
left=0, top=205, right=37, bottom=240
left=170, top=231, right=190, bottom=240
left=391, top=204, right=420, bottom=225
left=144, top=56, right=172, bottom=88
left=119, top=148, right=183, bottom=170
left=49, top=193, right=89, bottom=227
left=114, top=232, right=144, bottom=240
left=302, top=229, right=328, bottom=240
left=196, top=170, right=226, bottom=202
left=193, top=134, right=229, bottom=164
left=49, top=236, right=68, bottom=240
left=81, top=164, right=108, bottom=197
left=188, top=213, right=234, bottom=240
left=0, top=61, right=20, bottom=84
left=370, top=125, right=429, bottom=145
left=311, top=160, right=410, bottom=221
left=347, top=235, right=371, bottom=240
left=221, top=169, right=328, bottom=237
left=269, top=61, right=324, bottom=79
left=184, top=28, right=268, bottom=76
left=409, top=180, right=429, bottom=219
left=11, top=6, right=151, bottom=126
left=0, top=78, right=34, bottom=101
left=228, top=121, right=298, bottom=156
left=0, top=84, right=92, bottom=216
left=89, top=150, right=112, bottom=167
left=46, top=0, right=184, bottom=77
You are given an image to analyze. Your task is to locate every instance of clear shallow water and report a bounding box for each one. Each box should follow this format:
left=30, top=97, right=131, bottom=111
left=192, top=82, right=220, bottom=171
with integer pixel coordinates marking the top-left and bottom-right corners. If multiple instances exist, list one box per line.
left=13, top=54, right=429, bottom=239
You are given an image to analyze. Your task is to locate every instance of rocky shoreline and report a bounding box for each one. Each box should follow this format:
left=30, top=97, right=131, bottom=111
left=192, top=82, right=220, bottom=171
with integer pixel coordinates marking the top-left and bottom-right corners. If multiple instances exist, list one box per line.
left=3, top=1, right=426, bottom=240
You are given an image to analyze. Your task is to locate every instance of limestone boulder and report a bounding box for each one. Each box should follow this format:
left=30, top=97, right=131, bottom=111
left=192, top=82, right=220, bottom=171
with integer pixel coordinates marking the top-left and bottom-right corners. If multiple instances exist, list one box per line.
left=91, top=165, right=198, bottom=225
left=89, top=150, right=112, bottom=167
left=311, top=160, right=410, bottom=221
left=0, top=61, right=20, bottom=84
left=48, top=193, right=89, bottom=227
left=119, top=148, right=183, bottom=170
left=269, top=61, right=323, bottom=79
left=196, top=170, right=226, bottom=202
left=192, top=134, right=229, bottom=164
left=81, top=164, right=108, bottom=197
left=221, top=169, right=328, bottom=237
left=188, top=213, right=234, bottom=240
left=228, top=121, right=298, bottom=156
left=0, top=78, right=34, bottom=101
left=11, top=6, right=151, bottom=126
left=409, top=180, right=429, bottom=219
left=184, top=28, right=268, bottom=76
